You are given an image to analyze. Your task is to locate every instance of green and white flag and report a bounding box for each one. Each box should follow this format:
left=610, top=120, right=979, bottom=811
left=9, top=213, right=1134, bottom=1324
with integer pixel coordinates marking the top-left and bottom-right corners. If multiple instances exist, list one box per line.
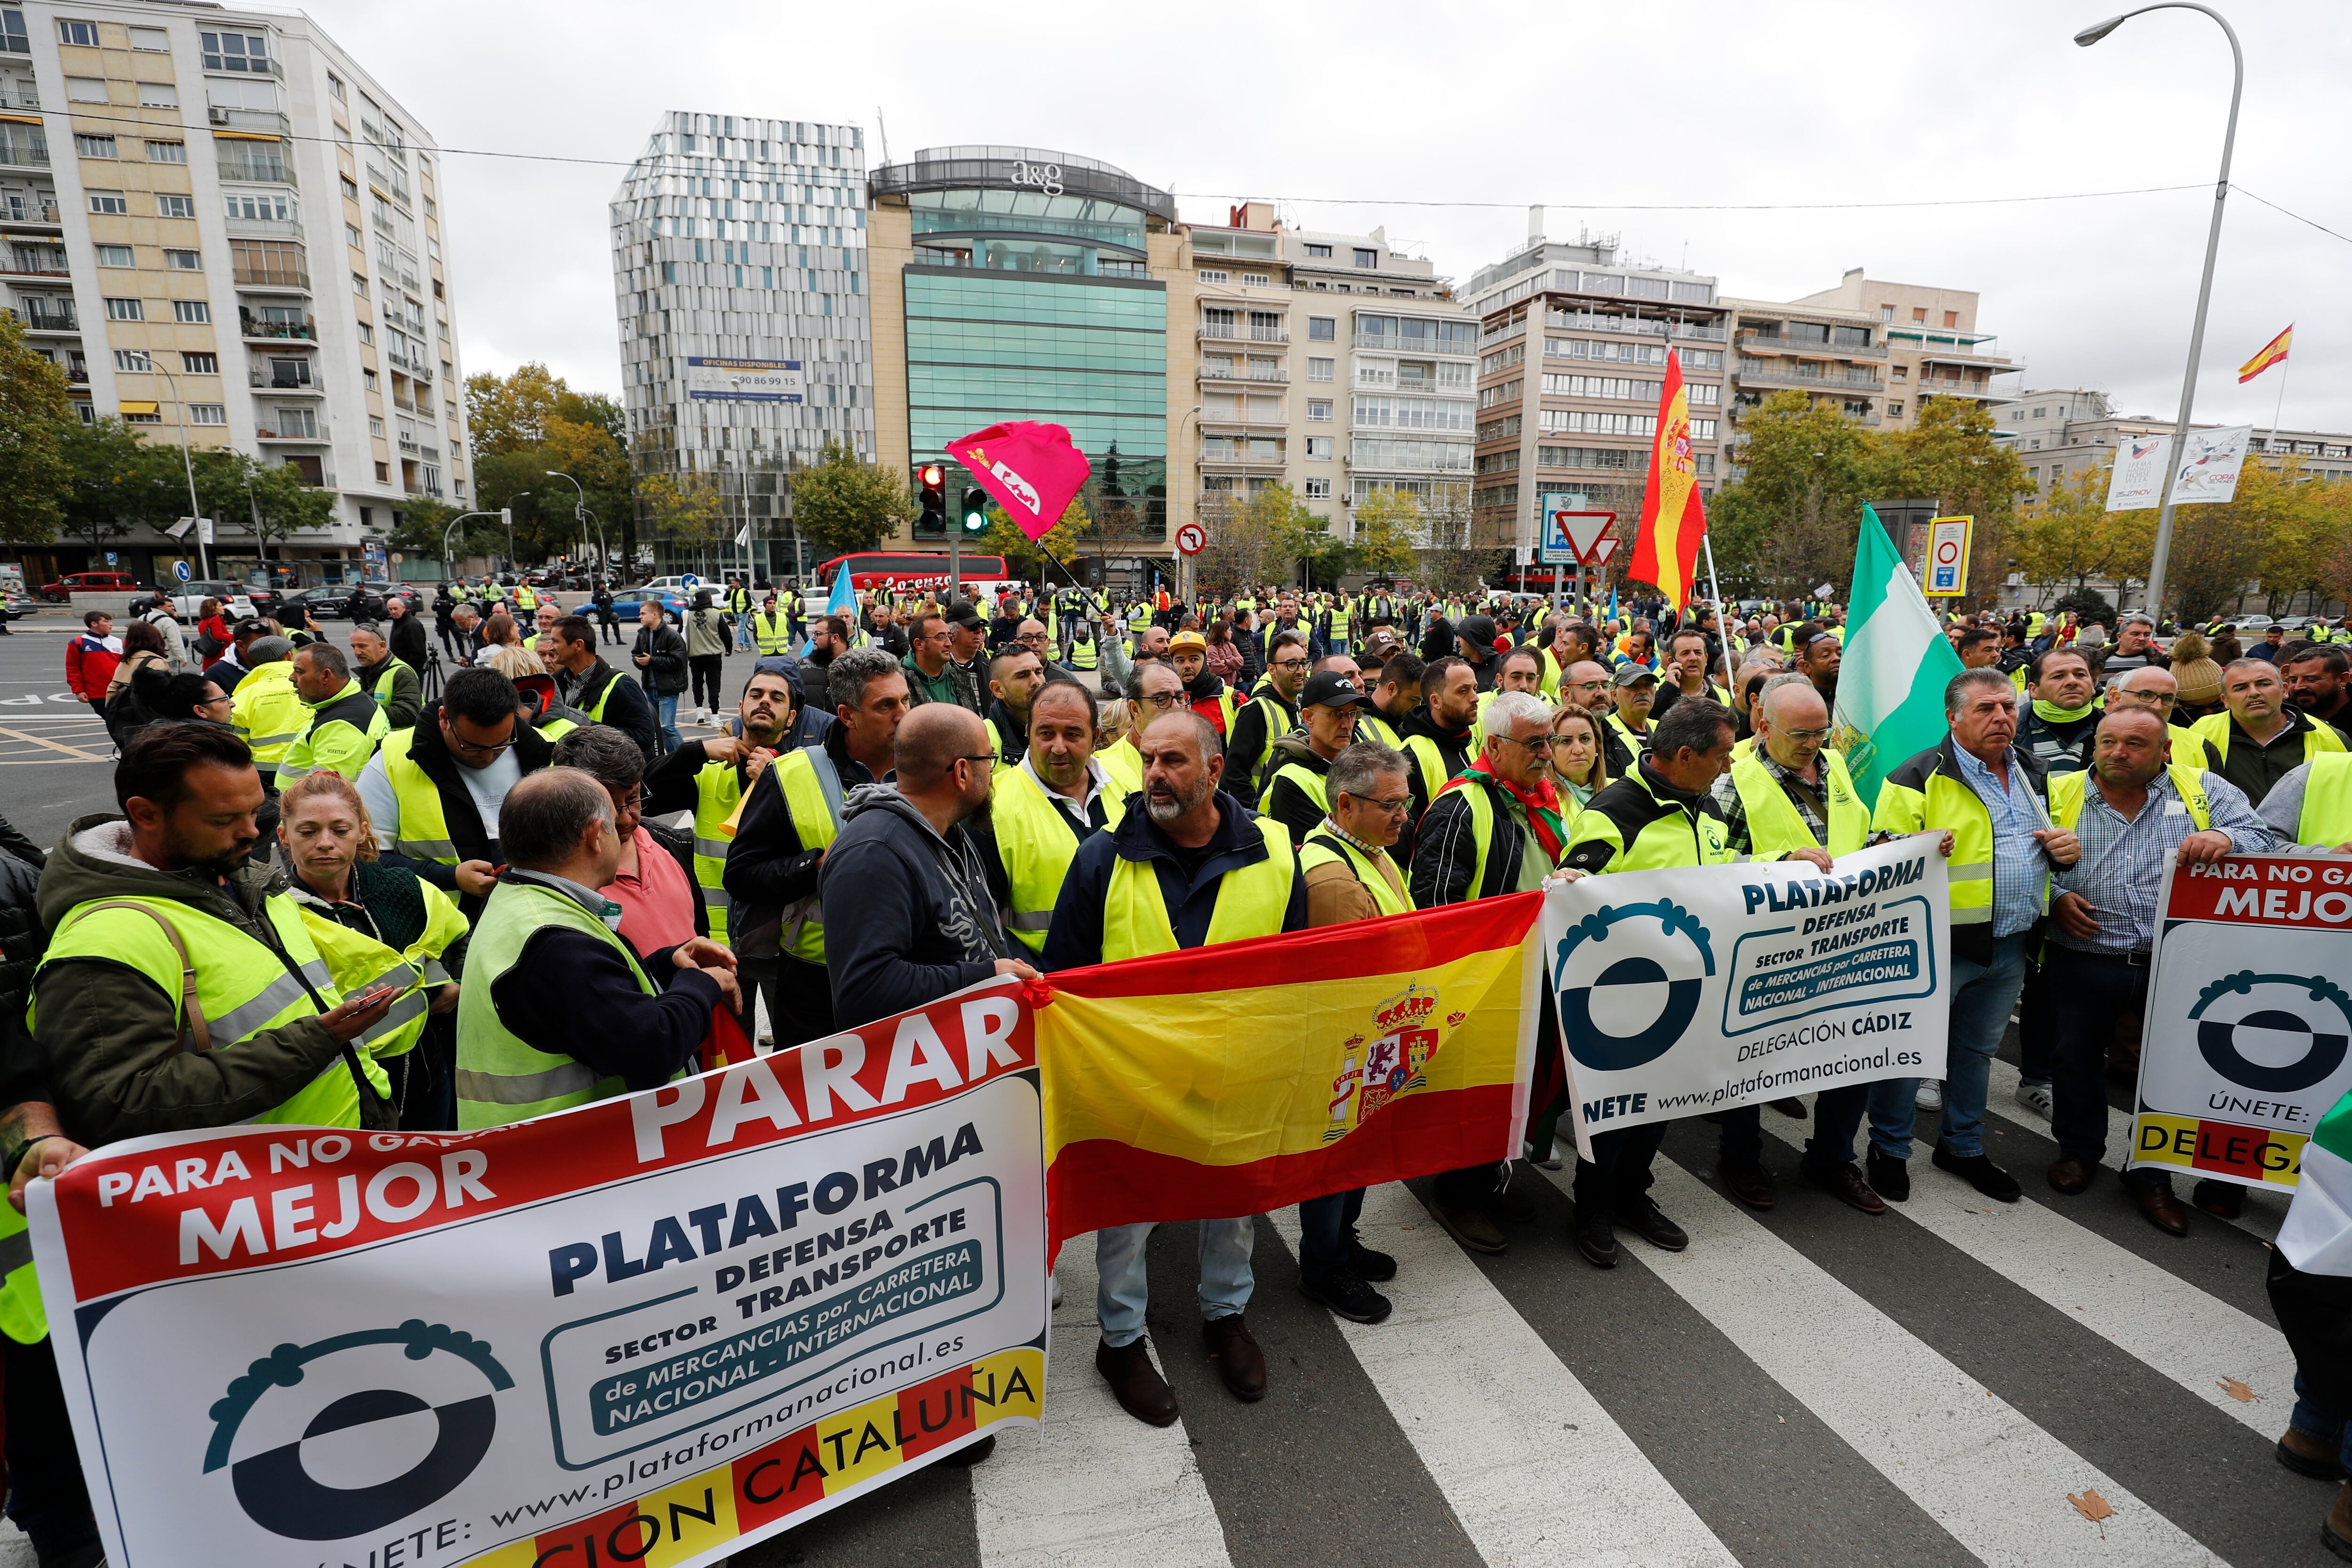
left=1834, top=505, right=1966, bottom=809
left=2280, top=1091, right=2352, bottom=1278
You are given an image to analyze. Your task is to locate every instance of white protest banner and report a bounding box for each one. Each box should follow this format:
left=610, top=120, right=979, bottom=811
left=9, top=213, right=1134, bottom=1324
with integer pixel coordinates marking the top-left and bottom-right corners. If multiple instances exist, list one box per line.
left=31, top=979, right=1048, bottom=1568
left=2172, top=424, right=2253, bottom=505
left=2106, top=432, right=2171, bottom=511
left=1545, top=837, right=1950, bottom=1155
left=2128, top=854, right=2352, bottom=1191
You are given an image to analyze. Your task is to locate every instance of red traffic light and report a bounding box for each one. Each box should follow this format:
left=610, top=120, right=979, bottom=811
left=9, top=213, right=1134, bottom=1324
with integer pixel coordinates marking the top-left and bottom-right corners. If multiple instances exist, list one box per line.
left=918, top=463, right=945, bottom=489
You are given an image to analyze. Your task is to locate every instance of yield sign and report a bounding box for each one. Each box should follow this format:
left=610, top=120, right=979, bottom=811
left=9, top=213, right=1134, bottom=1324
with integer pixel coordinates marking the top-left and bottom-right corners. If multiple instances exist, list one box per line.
left=1556, top=509, right=1616, bottom=564
left=1583, top=534, right=1620, bottom=565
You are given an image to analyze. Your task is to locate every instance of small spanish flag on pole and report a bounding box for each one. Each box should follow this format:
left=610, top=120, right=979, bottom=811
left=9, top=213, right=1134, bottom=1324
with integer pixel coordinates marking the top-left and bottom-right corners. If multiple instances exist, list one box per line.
left=1626, top=348, right=1707, bottom=607
left=2238, top=323, right=2293, bottom=383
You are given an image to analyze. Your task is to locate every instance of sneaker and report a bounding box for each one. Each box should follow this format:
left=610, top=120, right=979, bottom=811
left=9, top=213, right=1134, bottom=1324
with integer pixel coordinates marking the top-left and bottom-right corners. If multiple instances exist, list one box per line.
left=1915, top=1079, right=1945, bottom=1112
left=1613, top=1193, right=1689, bottom=1252
left=2013, top=1079, right=2054, bottom=1118
left=1299, top=1269, right=1392, bottom=1324
left=1345, top=1240, right=1398, bottom=1282
left=1570, top=1203, right=1618, bottom=1268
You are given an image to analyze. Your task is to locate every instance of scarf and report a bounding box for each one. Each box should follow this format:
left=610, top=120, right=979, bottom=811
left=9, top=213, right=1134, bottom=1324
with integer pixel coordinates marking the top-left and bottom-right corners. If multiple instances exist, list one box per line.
left=1441, top=755, right=1570, bottom=865
left=2033, top=698, right=2098, bottom=725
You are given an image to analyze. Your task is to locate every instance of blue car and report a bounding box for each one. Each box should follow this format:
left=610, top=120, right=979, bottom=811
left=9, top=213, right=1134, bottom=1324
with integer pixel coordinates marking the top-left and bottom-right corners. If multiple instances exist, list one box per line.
left=607, top=589, right=689, bottom=623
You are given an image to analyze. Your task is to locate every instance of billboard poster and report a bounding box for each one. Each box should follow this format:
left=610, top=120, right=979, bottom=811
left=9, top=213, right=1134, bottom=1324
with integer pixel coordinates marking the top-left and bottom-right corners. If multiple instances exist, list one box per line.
left=685, top=357, right=805, bottom=404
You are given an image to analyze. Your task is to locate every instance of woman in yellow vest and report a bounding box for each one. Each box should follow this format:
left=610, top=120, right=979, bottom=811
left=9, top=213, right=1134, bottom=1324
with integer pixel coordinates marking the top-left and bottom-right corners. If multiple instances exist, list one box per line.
left=1544, top=704, right=1611, bottom=827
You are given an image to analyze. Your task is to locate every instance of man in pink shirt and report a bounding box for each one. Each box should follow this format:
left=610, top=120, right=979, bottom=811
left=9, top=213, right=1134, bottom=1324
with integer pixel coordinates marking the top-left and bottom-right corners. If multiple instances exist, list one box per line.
left=550, top=726, right=699, bottom=957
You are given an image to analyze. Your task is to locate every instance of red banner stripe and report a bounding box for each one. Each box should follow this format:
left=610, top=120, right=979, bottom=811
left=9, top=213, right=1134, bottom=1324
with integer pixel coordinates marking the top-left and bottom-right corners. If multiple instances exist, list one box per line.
left=1045, top=1083, right=1518, bottom=1252
left=1042, top=891, right=1541, bottom=1002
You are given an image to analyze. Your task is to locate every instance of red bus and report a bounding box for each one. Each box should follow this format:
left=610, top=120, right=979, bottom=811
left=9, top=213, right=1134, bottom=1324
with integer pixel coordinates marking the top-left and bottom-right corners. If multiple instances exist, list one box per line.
left=813, top=551, right=1010, bottom=592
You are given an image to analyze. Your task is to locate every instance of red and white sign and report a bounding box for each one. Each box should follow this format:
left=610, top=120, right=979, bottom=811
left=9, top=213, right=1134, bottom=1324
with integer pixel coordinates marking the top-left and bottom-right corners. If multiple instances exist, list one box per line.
left=1175, top=522, right=1207, bottom=556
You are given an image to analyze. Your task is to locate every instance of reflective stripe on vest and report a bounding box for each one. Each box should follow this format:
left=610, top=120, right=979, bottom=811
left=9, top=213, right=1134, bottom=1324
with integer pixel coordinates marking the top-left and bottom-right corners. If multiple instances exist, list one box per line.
left=1729, top=747, right=1868, bottom=859
left=1100, top=815, right=1294, bottom=960
left=292, top=879, right=465, bottom=1063
left=1568, top=770, right=1735, bottom=872
left=1068, top=637, right=1098, bottom=670
left=772, top=747, right=847, bottom=962
left=1869, top=764, right=2047, bottom=925
left=0, top=1199, right=38, bottom=1343
left=692, top=761, right=744, bottom=943
left=1299, top=831, right=1411, bottom=917
left=992, top=765, right=1125, bottom=952
left=373, top=657, right=415, bottom=710
left=2296, top=752, right=2352, bottom=845
left=230, top=662, right=307, bottom=766
left=375, top=726, right=460, bottom=862
left=1260, top=758, right=1330, bottom=816
left=2191, top=711, right=2347, bottom=767
left=751, top=611, right=793, bottom=654
left=2047, top=762, right=2213, bottom=834
left=455, top=880, right=659, bottom=1128
left=278, top=685, right=390, bottom=784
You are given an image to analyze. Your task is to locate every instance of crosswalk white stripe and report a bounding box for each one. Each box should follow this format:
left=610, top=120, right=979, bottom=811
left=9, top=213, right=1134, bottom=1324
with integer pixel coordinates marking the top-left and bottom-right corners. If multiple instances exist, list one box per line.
left=970, top=1237, right=1235, bottom=1568
left=1757, top=1120, right=2297, bottom=1434
left=1983, top=1057, right=2288, bottom=1243
left=1541, top=1157, right=2226, bottom=1567
left=1265, top=1186, right=1739, bottom=1568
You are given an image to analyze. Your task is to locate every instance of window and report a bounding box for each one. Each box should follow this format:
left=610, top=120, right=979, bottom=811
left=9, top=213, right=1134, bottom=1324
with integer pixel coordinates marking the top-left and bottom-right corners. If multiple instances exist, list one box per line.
left=200, top=30, right=269, bottom=72
left=164, top=248, right=199, bottom=270
left=1879, top=305, right=1894, bottom=321
left=1305, top=243, right=1330, bottom=258
left=1911, top=307, right=1926, bottom=323
left=1198, top=269, right=1228, bottom=283
left=1307, top=399, right=1333, bottom=422
left=328, top=73, right=345, bottom=101
left=188, top=403, right=225, bottom=425
left=57, top=20, right=96, bottom=46
left=74, top=134, right=115, bottom=158
left=103, top=297, right=142, bottom=320
left=367, top=415, right=383, bottom=437
left=223, top=191, right=291, bottom=222
left=356, top=322, right=372, bottom=343
left=1303, top=478, right=1331, bottom=498
left=0, top=11, right=24, bottom=54
left=122, top=406, right=160, bottom=423
left=340, top=174, right=358, bottom=200
left=95, top=243, right=132, bottom=266
left=1887, top=401, right=1904, bottom=417
left=362, top=369, right=377, bottom=392
left=352, top=271, right=367, bottom=294
left=1242, top=273, right=1269, bottom=287
left=156, top=194, right=194, bottom=218
left=137, top=83, right=176, bottom=109
left=346, top=223, right=361, bottom=248
left=1353, top=248, right=1376, bottom=269
left=182, top=351, right=217, bottom=373
left=146, top=139, right=186, bottom=163
left=1890, top=365, right=1907, bottom=380
left=1308, top=316, right=1336, bottom=341
left=1307, top=357, right=1334, bottom=382
left=128, top=25, right=166, bottom=51
left=374, top=461, right=390, bottom=482
left=1305, top=437, right=1334, bottom=459
left=1943, top=310, right=1959, bottom=328
left=113, top=349, right=151, bottom=371
left=87, top=191, right=126, bottom=214
left=1686, top=382, right=1720, bottom=406
left=172, top=299, right=208, bottom=323
left=2027, top=466, right=2039, bottom=481
left=65, top=77, right=105, bottom=103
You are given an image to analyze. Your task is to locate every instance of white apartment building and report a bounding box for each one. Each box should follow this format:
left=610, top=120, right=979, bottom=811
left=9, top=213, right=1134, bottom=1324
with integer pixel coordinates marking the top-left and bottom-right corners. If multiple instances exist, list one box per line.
left=610, top=112, right=873, bottom=577
left=0, top=0, right=468, bottom=583
left=1185, top=202, right=1476, bottom=545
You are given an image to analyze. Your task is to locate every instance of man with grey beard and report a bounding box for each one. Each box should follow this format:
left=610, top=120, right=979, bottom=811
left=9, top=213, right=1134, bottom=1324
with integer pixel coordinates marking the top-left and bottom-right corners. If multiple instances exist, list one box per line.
left=1041, top=709, right=1308, bottom=1431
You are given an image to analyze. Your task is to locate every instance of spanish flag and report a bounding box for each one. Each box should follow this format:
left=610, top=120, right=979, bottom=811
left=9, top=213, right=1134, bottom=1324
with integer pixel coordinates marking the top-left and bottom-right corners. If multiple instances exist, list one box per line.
left=1626, top=349, right=1707, bottom=607
left=2238, top=324, right=2293, bottom=383
left=1036, top=894, right=1544, bottom=1253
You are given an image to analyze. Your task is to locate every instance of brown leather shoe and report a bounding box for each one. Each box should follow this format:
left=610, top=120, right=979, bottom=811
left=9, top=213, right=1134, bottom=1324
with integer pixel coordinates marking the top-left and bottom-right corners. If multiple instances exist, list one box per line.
left=1804, top=1161, right=1887, bottom=1216
left=1202, top=1313, right=1266, bottom=1402
left=2129, top=1178, right=2190, bottom=1238
left=1719, top=1162, right=1775, bottom=1210
left=1095, top=1337, right=1178, bottom=1427
left=1428, top=1194, right=1508, bottom=1255
left=2326, top=1481, right=2352, bottom=1561
left=2046, top=1156, right=2096, bottom=1195
left=2281, top=1424, right=2348, bottom=1481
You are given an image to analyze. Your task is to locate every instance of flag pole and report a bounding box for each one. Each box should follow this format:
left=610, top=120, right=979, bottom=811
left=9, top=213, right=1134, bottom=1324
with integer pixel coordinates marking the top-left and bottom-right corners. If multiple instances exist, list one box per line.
left=2267, top=348, right=2292, bottom=454
left=1700, top=527, right=1736, bottom=703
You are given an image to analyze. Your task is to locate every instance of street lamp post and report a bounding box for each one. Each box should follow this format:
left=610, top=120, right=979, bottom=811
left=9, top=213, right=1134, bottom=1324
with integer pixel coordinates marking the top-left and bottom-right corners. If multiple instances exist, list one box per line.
left=152, top=366, right=207, bottom=578
left=441, top=510, right=506, bottom=579
left=2075, top=3, right=2243, bottom=622
left=543, top=470, right=606, bottom=575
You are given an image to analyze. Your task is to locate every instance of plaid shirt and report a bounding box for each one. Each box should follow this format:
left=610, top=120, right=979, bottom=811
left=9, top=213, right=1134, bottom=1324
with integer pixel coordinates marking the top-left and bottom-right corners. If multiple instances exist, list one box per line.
left=2053, top=769, right=2271, bottom=953
left=1709, top=750, right=1827, bottom=857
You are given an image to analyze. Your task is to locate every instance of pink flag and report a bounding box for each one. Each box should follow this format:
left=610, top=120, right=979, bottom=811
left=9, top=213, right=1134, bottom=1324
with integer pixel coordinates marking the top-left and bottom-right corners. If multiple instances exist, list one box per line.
left=946, top=421, right=1091, bottom=542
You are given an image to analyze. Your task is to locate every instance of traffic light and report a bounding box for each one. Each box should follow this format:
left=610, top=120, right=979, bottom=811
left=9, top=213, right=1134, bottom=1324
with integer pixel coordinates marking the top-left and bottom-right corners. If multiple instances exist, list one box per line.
left=961, top=487, right=989, bottom=534
left=916, top=462, right=946, bottom=534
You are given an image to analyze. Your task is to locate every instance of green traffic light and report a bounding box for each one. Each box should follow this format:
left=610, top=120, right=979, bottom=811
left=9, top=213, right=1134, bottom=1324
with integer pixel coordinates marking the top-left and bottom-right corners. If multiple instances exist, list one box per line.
left=961, top=488, right=988, bottom=533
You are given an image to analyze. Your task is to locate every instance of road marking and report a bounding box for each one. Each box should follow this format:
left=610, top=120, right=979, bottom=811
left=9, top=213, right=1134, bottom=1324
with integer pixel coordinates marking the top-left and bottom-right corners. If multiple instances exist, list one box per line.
left=0, top=724, right=106, bottom=761
left=1538, top=1157, right=2223, bottom=1566
left=1266, top=1186, right=1738, bottom=1568
left=1758, top=1121, right=2294, bottom=1433
left=971, top=1236, right=1233, bottom=1568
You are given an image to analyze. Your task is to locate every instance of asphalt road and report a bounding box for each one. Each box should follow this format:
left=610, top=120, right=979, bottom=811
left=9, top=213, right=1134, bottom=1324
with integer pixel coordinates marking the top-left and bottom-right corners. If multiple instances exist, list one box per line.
left=0, top=608, right=119, bottom=853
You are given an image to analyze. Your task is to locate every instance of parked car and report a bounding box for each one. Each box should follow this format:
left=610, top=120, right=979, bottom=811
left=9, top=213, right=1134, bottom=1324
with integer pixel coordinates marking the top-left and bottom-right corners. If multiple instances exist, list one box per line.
left=607, top=588, right=689, bottom=624
left=342, top=580, right=423, bottom=620
left=160, top=581, right=256, bottom=621
left=38, top=570, right=139, bottom=602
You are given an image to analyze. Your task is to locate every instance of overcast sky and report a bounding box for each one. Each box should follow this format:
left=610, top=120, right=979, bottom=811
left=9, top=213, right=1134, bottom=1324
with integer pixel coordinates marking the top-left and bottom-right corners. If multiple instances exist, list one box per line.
left=307, top=0, right=2352, bottom=433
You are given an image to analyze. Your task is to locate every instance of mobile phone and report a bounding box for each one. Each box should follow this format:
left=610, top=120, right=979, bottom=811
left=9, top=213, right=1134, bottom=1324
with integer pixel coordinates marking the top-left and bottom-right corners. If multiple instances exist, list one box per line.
left=348, top=984, right=400, bottom=1010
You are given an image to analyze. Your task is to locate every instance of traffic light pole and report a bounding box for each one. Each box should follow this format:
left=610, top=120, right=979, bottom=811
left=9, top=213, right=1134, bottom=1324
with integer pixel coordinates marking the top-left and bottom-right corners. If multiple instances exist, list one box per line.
left=948, top=510, right=960, bottom=613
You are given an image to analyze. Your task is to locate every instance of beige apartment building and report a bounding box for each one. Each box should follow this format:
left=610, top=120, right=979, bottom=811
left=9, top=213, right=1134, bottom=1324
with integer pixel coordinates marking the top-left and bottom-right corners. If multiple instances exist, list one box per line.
left=1462, top=224, right=1729, bottom=560
left=1994, top=387, right=2352, bottom=497
left=1721, top=292, right=1887, bottom=437
left=1786, top=269, right=2020, bottom=429
left=0, top=0, right=468, bottom=585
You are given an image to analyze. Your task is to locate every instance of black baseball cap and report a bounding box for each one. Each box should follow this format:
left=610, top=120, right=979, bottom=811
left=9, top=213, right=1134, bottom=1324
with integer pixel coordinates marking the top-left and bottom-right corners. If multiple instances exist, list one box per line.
left=1301, top=670, right=1372, bottom=710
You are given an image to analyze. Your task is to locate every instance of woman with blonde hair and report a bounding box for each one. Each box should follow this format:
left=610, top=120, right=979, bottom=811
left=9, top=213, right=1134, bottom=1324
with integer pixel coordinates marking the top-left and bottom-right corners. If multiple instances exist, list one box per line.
left=277, top=770, right=469, bottom=1128
left=479, top=643, right=543, bottom=682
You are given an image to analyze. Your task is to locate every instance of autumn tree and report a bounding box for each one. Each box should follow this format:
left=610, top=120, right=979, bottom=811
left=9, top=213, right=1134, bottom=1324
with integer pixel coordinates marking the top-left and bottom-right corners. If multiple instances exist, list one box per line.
left=2165, top=460, right=2285, bottom=624
left=465, top=363, right=630, bottom=567
left=2008, top=463, right=2156, bottom=601
left=1351, top=487, right=1420, bottom=580
left=1880, top=397, right=2035, bottom=613
left=789, top=440, right=914, bottom=557
left=0, top=311, right=70, bottom=544
left=979, top=495, right=1088, bottom=579
left=636, top=468, right=725, bottom=561
left=1705, top=391, right=1882, bottom=598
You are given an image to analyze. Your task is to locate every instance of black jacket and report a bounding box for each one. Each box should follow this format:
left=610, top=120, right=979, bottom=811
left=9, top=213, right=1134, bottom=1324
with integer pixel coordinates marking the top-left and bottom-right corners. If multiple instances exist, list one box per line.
left=821, top=786, right=1008, bottom=1029
left=384, top=611, right=429, bottom=672
left=723, top=723, right=880, bottom=958
left=570, top=657, right=662, bottom=758
left=1258, top=734, right=1334, bottom=844
left=633, top=622, right=689, bottom=696
left=0, top=843, right=46, bottom=1110
left=379, top=701, right=558, bottom=913
left=1396, top=708, right=1475, bottom=868
left=1043, top=790, right=1307, bottom=970
left=1412, top=770, right=1528, bottom=907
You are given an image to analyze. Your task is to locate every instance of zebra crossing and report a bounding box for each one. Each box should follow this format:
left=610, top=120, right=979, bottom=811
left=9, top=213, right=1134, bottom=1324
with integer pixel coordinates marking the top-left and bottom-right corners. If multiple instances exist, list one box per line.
left=737, top=1053, right=2325, bottom=1568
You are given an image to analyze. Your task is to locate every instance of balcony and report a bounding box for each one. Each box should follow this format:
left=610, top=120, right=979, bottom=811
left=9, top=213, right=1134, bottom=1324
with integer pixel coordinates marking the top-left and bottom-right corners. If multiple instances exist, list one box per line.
left=1, top=253, right=67, bottom=279
left=248, top=368, right=322, bottom=392
left=234, top=266, right=310, bottom=294
left=21, top=305, right=77, bottom=334
left=1, top=195, right=60, bottom=228
left=1673, top=321, right=1728, bottom=342
left=0, top=133, right=47, bottom=170
left=224, top=214, right=303, bottom=242
left=255, top=421, right=326, bottom=442
left=1199, top=447, right=1287, bottom=468
left=1737, top=332, right=1885, bottom=360
left=1735, top=358, right=1883, bottom=391
left=1199, top=323, right=1287, bottom=343
left=239, top=312, right=315, bottom=342
left=1913, top=379, right=2003, bottom=402
left=217, top=154, right=295, bottom=187
left=1200, top=412, right=1288, bottom=430
left=208, top=105, right=291, bottom=136
left=1198, top=363, right=1287, bottom=385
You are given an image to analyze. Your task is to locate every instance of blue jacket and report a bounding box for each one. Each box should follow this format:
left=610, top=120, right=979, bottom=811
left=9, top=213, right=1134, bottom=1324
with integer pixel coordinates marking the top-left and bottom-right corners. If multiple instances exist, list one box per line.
left=1041, top=790, right=1307, bottom=971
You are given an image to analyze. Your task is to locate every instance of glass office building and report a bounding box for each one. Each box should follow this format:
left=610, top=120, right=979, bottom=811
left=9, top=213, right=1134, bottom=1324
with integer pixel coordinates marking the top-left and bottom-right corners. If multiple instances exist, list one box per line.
left=870, top=148, right=1175, bottom=544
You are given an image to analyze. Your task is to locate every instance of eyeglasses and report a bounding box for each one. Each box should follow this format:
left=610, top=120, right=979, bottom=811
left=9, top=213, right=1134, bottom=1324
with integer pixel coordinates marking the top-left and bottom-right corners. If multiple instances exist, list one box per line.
left=1138, top=691, right=1186, bottom=709
left=1343, top=792, right=1414, bottom=814
left=1780, top=725, right=1834, bottom=744
left=1499, top=733, right=1555, bottom=754
left=956, top=754, right=996, bottom=770
left=1271, top=657, right=1310, bottom=671
left=2115, top=690, right=2178, bottom=708
left=447, top=732, right=517, bottom=758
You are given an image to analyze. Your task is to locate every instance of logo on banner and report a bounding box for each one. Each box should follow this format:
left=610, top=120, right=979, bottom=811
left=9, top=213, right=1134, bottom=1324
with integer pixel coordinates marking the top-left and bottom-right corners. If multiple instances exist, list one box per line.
left=1553, top=901, right=1717, bottom=1073
left=205, top=1321, right=515, bottom=1540
left=1327, top=984, right=1440, bottom=1138
left=2190, top=971, right=2352, bottom=1094
left=967, top=445, right=1041, bottom=517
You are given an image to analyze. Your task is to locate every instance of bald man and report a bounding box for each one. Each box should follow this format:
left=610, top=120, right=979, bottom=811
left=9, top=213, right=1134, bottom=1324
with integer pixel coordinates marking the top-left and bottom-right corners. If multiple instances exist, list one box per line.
left=819, top=703, right=1038, bottom=1035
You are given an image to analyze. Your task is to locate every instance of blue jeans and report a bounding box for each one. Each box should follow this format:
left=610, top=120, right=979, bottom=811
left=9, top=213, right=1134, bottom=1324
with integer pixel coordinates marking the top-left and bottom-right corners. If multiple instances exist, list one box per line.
left=2291, top=1371, right=2352, bottom=1472
left=1874, top=931, right=2030, bottom=1160
left=1095, top=1219, right=1255, bottom=1348
left=1296, top=1188, right=1365, bottom=1281
left=735, top=613, right=756, bottom=651
left=654, top=692, right=681, bottom=752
